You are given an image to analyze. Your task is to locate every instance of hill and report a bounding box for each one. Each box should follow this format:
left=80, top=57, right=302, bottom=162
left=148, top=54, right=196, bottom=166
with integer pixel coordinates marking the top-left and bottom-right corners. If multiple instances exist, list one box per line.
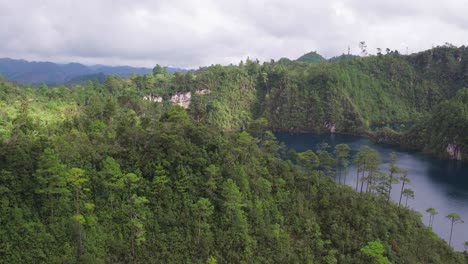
left=0, top=77, right=466, bottom=263
left=0, top=58, right=185, bottom=85
left=296, top=51, right=326, bottom=63
left=174, top=45, right=468, bottom=161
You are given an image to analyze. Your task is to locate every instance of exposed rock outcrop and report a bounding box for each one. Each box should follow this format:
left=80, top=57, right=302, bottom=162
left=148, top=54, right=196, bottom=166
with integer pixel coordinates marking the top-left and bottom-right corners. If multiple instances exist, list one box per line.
left=144, top=90, right=210, bottom=109
left=143, top=95, right=163, bottom=102
left=446, top=143, right=462, bottom=160
left=324, top=122, right=336, bottom=133
left=171, top=92, right=192, bottom=108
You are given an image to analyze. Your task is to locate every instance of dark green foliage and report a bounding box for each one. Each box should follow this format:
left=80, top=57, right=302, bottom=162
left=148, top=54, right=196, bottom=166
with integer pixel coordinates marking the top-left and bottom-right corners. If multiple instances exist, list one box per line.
left=296, top=51, right=326, bottom=63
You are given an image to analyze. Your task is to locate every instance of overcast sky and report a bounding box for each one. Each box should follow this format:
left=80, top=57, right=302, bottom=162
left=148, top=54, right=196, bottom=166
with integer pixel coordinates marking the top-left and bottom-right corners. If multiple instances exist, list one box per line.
left=1, top=0, right=467, bottom=68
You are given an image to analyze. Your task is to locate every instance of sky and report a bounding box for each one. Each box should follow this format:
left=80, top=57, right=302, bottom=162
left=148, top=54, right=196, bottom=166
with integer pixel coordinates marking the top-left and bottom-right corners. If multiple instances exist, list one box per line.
left=1, top=0, right=467, bottom=69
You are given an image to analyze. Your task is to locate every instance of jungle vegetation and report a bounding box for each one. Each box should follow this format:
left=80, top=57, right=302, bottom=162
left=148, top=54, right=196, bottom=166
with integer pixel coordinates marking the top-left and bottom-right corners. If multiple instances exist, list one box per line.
left=0, top=44, right=467, bottom=263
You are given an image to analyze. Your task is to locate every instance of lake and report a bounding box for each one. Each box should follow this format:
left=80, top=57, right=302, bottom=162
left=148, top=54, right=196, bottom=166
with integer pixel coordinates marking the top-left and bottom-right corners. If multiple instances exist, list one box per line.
left=275, top=132, right=468, bottom=252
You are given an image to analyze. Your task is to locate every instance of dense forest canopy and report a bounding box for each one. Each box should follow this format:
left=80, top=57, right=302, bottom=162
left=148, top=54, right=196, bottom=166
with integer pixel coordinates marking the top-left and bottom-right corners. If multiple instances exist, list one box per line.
left=126, top=44, right=468, bottom=161
left=0, top=45, right=467, bottom=263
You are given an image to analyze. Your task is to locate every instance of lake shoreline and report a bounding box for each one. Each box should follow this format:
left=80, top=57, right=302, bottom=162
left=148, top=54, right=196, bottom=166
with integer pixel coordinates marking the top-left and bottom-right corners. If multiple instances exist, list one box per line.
left=274, top=132, right=468, bottom=252
left=268, top=128, right=467, bottom=164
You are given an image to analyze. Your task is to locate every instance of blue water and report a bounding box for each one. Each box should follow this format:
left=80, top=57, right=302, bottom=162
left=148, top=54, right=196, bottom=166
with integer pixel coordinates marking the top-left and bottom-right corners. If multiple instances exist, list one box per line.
left=275, top=132, right=468, bottom=251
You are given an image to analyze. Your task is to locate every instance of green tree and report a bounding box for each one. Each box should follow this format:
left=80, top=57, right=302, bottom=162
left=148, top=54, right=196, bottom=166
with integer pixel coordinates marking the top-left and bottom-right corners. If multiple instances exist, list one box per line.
left=127, top=193, right=149, bottom=263
left=398, top=170, right=410, bottom=207
left=152, top=64, right=167, bottom=75
left=260, top=131, right=283, bottom=155
left=38, top=83, right=48, bottom=96
left=152, top=164, right=170, bottom=196
left=446, top=213, right=464, bottom=247
left=100, top=156, right=124, bottom=210
left=373, top=171, right=390, bottom=197
left=356, top=146, right=381, bottom=193
left=191, top=198, right=215, bottom=259
left=207, top=256, right=217, bottom=264
left=360, top=240, right=391, bottom=264
left=297, top=150, right=319, bottom=170
left=68, top=167, right=90, bottom=260
left=220, top=179, right=251, bottom=262
left=334, top=144, right=351, bottom=184
left=204, top=164, right=221, bottom=198
left=426, top=208, right=438, bottom=228
left=123, top=172, right=148, bottom=263
left=35, top=148, right=70, bottom=220
left=316, top=144, right=337, bottom=175
left=354, top=147, right=366, bottom=191
left=365, top=148, right=381, bottom=193
left=402, top=188, right=414, bottom=207
left=386, top=152, right=401, bottom=203
left=359, top=41, right=368, bottom=57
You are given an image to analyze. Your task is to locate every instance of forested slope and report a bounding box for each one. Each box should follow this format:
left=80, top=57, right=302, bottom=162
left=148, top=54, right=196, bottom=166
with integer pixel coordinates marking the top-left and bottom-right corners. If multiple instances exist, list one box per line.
left=126, top=45, right=468, bottom=160
left=0, top=78, right=466, bottom=263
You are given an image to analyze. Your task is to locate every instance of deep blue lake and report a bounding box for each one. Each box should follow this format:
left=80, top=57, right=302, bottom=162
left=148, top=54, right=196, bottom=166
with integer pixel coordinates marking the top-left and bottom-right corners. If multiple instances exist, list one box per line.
left=275, top=132, right=468, bottom=251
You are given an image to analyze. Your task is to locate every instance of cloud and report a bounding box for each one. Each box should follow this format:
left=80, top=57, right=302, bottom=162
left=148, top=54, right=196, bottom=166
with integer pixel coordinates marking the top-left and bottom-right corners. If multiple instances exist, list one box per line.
left=0, top=0, right=467, bottom=68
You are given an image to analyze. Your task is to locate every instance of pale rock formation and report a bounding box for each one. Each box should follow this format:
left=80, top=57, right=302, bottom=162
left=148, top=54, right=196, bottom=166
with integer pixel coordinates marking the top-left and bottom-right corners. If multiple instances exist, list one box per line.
left=446, top=143, right=462, bottom=160
left=143, top=95, right=163, bottom=103
left=171, top=92, right=192, bottom=108
left=324, top=122, right=336, bottom=133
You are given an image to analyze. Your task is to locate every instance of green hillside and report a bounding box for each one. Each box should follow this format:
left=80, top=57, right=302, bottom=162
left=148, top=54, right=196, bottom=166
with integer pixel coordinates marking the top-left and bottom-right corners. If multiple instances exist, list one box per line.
left=0, top=45, right=467, bottom=262
left=183, top=46, right=467, bottom=160
left=296, top=51, right=326, bottom=63
left=0, top=77, right=466, bottom=263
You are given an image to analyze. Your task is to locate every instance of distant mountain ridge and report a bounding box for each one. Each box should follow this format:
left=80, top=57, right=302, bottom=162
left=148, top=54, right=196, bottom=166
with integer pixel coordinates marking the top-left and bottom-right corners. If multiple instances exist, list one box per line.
left=0, top=58, right=185, bottom=85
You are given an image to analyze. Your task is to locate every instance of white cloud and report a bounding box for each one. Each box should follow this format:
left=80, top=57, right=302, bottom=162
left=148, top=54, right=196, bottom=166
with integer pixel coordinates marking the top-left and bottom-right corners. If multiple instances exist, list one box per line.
left=0, top=0, right=467, bottom=68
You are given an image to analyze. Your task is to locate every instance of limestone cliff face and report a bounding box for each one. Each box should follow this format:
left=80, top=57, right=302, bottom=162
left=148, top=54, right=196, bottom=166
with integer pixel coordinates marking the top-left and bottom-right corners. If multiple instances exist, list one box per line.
left=324, top=122, right=336, bottom=133
left=144, top=89, right=211, bottom=109
left=143, top=95, right=163, bottom=102
left=171, top=92, right=192, bottom=108
left=446, top=143, right=462, bottom=160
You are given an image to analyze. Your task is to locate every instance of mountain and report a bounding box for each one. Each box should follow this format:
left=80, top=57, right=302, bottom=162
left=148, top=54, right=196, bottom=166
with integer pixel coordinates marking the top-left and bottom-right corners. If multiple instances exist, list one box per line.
left=0, top=58, right=185, bottom=85
left=296, top=51, right=326, bottom=63
left=64, top=72, right=107, bottom=86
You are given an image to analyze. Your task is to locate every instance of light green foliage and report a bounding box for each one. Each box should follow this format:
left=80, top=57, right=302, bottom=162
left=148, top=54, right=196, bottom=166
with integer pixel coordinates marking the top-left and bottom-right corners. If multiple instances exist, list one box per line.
left=426, top=207, right=438, bottom=228
left=297, top=149, right=320, bottom=170
left=207, top=256, right=217, bottom=264
left=360, top=240, right=391, bottom=264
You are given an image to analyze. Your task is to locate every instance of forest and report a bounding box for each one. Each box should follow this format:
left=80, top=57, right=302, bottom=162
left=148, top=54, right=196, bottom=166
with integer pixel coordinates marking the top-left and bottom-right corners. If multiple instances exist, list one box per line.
left=0, top=45, right=467, bottom=263
left=133, top=44, right=468, bottom=161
